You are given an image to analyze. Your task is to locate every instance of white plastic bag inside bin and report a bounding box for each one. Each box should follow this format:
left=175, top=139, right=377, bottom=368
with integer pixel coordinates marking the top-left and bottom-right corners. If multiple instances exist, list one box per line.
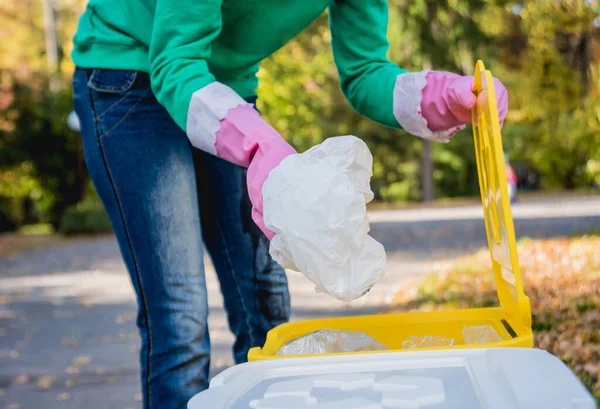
left=276, top=330, right=389, bottom=356
left=263, top=136, right=387, bottom=302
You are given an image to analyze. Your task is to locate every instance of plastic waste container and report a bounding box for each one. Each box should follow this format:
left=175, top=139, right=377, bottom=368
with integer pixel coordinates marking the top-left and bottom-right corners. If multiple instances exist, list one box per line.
left=188, top=348, right=595, bottom=409
left=248, top=60, right=532, bottom=361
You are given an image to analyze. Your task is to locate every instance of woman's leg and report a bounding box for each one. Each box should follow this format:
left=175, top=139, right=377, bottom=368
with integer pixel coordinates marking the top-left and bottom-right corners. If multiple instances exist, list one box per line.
left=73, top=68, right=210, bottom=409
left=194, top=149, right=291, bottom=364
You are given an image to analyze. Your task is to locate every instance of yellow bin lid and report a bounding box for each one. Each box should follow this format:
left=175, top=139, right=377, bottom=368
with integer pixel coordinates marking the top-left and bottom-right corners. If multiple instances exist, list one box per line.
left=472, top=60, right=531, bottom=332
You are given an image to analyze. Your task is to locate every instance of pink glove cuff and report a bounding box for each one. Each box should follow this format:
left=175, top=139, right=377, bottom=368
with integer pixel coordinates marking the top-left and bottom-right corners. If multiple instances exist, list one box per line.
left=215, top=105, right=296, bottom=239
left=186, top=82, right=249, bottom=155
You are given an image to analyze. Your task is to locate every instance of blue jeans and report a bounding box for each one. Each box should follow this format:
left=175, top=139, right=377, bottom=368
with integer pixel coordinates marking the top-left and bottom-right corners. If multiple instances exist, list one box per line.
left=72, top=68, right=290, bottom=409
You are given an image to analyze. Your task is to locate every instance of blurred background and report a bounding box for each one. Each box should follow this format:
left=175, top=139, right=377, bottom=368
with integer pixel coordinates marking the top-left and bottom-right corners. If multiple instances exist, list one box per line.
left=1, top=1, right=600, bottom=408
left=1, top=0, right=600, bottom=232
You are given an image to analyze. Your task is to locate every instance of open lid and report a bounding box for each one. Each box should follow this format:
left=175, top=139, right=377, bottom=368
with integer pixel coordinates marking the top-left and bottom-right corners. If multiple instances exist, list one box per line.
left=471, top=60, right=531, bottom=331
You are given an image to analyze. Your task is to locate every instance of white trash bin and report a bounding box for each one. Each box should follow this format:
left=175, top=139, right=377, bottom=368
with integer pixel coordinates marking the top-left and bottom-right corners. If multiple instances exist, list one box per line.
left=188, top=348, right=594, bottom=409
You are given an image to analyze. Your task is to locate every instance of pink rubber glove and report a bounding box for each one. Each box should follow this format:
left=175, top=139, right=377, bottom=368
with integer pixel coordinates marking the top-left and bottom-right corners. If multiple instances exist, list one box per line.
left=421, top=71, right=508, bottom=134
left=214, top=105, right=296, bottom=239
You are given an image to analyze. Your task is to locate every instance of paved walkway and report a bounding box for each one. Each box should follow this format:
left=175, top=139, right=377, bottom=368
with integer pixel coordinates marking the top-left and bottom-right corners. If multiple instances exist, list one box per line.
left=1, top=197, right=599, bottom=408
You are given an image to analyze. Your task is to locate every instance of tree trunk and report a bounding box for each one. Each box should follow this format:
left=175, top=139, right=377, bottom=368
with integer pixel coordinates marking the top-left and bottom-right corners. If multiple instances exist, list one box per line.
left=420, top=1, right=438, bottom=203
left=422, top=140, right=434, bottom=202
left=42, top=0, right=60, bottom=91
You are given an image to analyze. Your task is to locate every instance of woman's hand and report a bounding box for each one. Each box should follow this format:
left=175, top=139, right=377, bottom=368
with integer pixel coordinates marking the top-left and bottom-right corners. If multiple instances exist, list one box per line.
left=421, top=71, right=508, bottom=135
left=393, top=70, right=508, bottom=143
left=214, top=104, right=296, bottom=239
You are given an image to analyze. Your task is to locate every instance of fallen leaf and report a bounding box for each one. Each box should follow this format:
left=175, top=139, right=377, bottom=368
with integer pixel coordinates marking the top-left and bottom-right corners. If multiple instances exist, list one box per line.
left=134, top=393, right=142, bottom=402
left=583, top=363, right=600, bottom=376
left=0, top=295, right=13, bottom=304
left=65, top=379, right=75, bottom=388
left=61, top=337, right=81, bottom=348
left=37, top=375, right=57, bottom=390
left=80, top=297, right=94, bottom=308
left=117, top=332, right=137, bottom=341
left=114, top=313, right=135, bottom=324
left=72, top=355, right=91, bottom=366
left=9, top=350, right=20, bottom=359
left=57, top=392, right=71, bottom=401
left=11, top=375, right=30, bottom=386
left=65, top=366, right=82, bottom=375
left=5, top=404, right=21, bottom=409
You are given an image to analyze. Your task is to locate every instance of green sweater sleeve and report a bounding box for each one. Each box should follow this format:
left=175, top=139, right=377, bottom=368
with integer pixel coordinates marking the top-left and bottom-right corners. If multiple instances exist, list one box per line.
left=148, top=0, right=222, bottom=131
left=329, top=0, right=406, bottom=129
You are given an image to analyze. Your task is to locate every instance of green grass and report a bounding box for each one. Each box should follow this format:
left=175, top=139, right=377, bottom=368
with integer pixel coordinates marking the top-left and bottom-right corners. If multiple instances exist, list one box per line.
left=17, top=223, right=55, bottom=235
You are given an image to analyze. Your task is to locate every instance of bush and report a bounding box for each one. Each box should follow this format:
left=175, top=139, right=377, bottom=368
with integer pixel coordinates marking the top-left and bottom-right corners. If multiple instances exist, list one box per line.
left=0, top=201, right=17, bottom=233
left=0, top=196, right=19, bottom=232
left=59, top=202, right=112, bottom=235
left=1, top=73, right=89, bottom=228
left=380, top=180, right=417, bottom=202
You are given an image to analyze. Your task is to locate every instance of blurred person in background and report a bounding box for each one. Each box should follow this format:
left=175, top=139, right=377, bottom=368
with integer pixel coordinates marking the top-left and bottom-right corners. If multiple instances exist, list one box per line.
left=70, top=0, right=508, bottom=407
left=506, top=154, right=518, bottom=203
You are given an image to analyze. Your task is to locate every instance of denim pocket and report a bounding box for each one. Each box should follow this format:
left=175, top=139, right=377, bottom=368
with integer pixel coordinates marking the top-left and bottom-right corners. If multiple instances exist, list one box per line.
left=87, top=69, right=151, bottom=138
left=88, top=69, right=138, bottom=93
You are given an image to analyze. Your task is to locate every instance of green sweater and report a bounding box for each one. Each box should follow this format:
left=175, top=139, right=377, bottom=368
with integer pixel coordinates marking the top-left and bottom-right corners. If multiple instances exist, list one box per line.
left=72, top=0, right=406, bottom=133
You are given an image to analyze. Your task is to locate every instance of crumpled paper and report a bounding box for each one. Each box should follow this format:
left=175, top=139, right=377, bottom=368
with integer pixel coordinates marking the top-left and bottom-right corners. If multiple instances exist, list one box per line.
left=262, top=136, right=387, bottom=302
left=276, top=330, right=389, bottom=356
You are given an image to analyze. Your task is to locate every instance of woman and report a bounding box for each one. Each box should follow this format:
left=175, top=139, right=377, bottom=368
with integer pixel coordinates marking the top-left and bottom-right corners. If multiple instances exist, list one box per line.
left=71, top=0, right=508, bottom=408
left=506, top=155, right=519, bottom=203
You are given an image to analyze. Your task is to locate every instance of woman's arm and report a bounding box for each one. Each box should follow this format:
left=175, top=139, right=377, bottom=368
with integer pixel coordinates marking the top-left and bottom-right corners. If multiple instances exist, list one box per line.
left=148, top=0, right=296, bottom=238
left=328, top=0, right=405, bottom=130
left=329, top=0, right=508, bottom=142
left=150, top=0, right=269, bottom=157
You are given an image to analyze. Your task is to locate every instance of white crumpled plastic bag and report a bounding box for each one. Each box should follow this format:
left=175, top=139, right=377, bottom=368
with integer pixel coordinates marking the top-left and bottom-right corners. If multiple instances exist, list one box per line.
left=402, top=335, right=455, bottom=349
left=276, top=330, right=389, bottom=356
left=262, top=135, right=387, bottom=302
